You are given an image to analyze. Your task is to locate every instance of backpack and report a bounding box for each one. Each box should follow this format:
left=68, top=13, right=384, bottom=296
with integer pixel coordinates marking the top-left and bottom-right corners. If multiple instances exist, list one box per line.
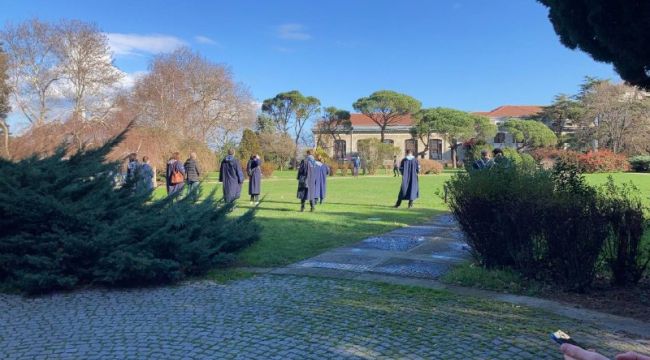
left=170, top=162, right=184, bottom=184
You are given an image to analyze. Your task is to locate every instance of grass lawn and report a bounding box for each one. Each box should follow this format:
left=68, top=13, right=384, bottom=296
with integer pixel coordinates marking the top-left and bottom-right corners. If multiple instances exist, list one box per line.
left=155, top=171, right=452, bottom=267
left=154, top=171, right=650, bottom=269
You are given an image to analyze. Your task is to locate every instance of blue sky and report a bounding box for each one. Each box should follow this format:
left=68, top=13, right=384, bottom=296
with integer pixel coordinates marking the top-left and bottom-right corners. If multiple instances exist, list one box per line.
left=3, top=0, right=619, bottom=117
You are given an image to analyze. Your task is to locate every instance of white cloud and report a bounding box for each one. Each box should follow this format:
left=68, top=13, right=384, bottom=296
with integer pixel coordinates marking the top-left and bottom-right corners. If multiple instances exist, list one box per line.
left=194, top=35, right=218, bottom=45
left=106, top=33, right=187, bottom=56
left=276, top=24, right=311, bottom=41
left=118, top=71, right=149, bottom=89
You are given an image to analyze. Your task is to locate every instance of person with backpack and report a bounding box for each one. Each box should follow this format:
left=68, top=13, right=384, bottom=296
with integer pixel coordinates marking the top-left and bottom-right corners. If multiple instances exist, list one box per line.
left=184, top=152, right=201, bottom=195
left=166, top=152, right=186, bottom=196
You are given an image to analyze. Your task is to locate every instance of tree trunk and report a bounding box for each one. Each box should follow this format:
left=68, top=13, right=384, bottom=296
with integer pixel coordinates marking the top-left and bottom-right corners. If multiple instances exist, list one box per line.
left=0, top=121, right=9, bottom=158
left=380, top=127, right=385, bottom=142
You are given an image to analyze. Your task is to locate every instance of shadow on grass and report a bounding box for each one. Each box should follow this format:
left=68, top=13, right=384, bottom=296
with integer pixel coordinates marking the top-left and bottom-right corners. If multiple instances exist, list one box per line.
left=237, top=203, right=446, bottom=268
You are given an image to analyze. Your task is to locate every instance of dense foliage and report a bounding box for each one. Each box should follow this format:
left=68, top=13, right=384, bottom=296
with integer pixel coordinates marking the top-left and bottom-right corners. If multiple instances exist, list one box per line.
left=419, top=159, right=443, bottom=175
left=0, top=132, right=260, bottom=294
left=356, top=138, right=399, bottom=175
left=532, top=148, right=629, bottom=173
left=446, top=160, right=647, bottom=292
left=503, top=119, right=558, bottom=151
left=629, top=155, right=650, bottom=172
left=538, top=0, right=650, bottom=89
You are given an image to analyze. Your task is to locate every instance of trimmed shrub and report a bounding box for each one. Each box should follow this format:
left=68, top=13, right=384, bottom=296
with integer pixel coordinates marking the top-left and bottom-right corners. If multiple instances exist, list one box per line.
left=0, top=131, right=260, bottom=295
left=599, top=178, right=649, bottom=286
left=338, top=162, right=351, bottom=176
left=419, top=159, right=443, bottom=174
left=578, top=150, right=629, bottom=173
left=260, top=162, right=275, bottom=177
left=629, top=155, right=650, bottom=172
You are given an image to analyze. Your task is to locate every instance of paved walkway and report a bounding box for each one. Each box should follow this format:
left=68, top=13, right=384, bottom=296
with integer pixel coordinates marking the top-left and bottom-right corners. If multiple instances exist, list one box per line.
left=1, top=214, right=649, bottom=359
left=282, top=213, right=470, bottom=280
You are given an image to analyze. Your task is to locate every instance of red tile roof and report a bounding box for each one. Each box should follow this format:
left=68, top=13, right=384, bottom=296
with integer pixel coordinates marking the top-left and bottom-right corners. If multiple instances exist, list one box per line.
left=474, top=105, right=543, bottom=118
left=349, top=113, right=414, bottom=127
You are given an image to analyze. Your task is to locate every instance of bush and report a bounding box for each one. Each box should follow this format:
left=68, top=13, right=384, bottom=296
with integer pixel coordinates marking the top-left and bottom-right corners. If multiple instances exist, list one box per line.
left=629, top=155, right=650, bottom=172
left=0, top=131, right=260, bottom=295
left=419, top=159, right=443, bottom=174
left=328, top=161, right=339, bottom=177
left=445, top=159, right=644, bottom=292
left=260, top=162, right=275, bottom=177
left=338, top=162, right=351, bottom=176
left=578, top=150, right=629, bottom=173
left=599, top=178, right=649, bottom=286
left=356, top=139, right=399, bottom=175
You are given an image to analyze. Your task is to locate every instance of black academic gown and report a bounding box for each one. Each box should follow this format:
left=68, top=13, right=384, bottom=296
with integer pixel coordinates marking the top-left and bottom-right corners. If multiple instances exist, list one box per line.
left=297, top=158, right=317, bottom=201
left=247, top=158, right=262, bottom=196
left=219, top=155, right=244, bottom=202
left=398, top=157, right=420, bottom=201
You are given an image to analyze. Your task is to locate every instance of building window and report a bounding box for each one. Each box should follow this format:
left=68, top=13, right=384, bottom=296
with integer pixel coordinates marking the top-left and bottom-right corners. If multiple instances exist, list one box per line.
left=429, top=139, right=443, bottom=160
left=334, top=140, right=346, bottom=160
left=494, top=132, right=506, bottom=144
left=382, top=139, right=394, bottom=145
left=405, top=139, right=418, bottom=155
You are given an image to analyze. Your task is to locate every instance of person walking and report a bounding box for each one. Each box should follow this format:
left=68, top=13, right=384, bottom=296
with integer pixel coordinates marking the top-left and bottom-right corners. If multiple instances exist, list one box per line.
left=219, top=149, right=244, bottom=203
left=352, top=154, right=361, bottom=178
left=184, top=152, right=202, bottom=195
left=126, top=153, right=140, bottom=183
left=166, top=152, right=186, bottom=196
left=297, top=150, right=317, bottom=212
left=247, top=154, right=262, bottom=205
left=140, top=156, right=155, bottom=191
left=314, top=155, right=330, bottom=204
left=394, top=149, right=420, bottom=208
left=392, top=155, right=400, bottom=177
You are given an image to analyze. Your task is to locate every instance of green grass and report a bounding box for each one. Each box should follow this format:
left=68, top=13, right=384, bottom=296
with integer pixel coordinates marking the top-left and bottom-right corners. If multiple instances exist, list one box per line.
left=155, top=171, right=452, bottom=267
left=441, top=262, right=544, bottom=296
left=154, top=171, right=650, bottom=269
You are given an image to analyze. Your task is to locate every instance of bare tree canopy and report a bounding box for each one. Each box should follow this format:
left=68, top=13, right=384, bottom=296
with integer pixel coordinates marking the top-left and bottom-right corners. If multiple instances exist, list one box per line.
left=0, top=42, right=11, bottom=157
left=131, top=47, right=254, bottom=149
left=0, top=18, right=122, bottom=129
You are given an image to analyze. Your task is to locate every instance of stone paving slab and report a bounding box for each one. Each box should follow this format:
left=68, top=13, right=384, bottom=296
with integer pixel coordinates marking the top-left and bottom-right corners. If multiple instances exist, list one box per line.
left=370, top=258, right=450, bottom=279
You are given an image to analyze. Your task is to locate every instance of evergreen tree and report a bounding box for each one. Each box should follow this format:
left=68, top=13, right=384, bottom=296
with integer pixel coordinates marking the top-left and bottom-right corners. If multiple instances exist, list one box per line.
left=238, top=128, right=261, bottom=162
left=0, top=129, right=260, bottom=294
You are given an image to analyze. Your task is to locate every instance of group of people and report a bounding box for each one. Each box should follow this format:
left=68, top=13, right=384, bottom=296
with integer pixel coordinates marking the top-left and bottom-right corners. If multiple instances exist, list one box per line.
left=216, top=149, right=263, bottom=205
left=472, top=147, right=507, bottom=170
left=296, top=150, right=330, bottom=212
left=124, top=147, right=422, bottom=211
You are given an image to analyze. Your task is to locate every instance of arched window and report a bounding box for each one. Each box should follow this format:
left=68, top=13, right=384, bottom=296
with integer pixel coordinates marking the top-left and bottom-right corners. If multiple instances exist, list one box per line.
left=429, top=139, right=443, bottom=160
left=405, top=139, right=418, bottom=155
left=334, top=140, right=346, bottom=160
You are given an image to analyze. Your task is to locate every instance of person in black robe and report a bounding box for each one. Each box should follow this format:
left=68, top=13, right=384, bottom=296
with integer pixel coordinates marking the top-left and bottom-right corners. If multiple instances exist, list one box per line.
left=247, top=154, right=262, bottom=205
left=394, top=149, right=420, bottom=208
left=297, top=150, right=317, bottom=212
left=219, top=149, right=244, bottom=203
left=314, top=155, right=329, bottom=204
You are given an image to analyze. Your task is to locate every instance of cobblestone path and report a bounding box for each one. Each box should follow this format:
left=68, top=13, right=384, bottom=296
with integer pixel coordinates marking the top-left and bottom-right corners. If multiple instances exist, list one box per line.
left=1, top=275, right=649, bottom=359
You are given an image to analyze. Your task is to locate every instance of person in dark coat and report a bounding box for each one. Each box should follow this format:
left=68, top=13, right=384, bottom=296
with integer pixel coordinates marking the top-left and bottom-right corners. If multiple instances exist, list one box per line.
left=140, top=156, right=155, bottom=191
left=394, top=149, right=420, bottom=208
left=126, top=153, right=139, bottom=183
left=184, top=152, right=202, bottom=194
left=166, top=152, right=186, bottom=196
left=247, top=154, right=262, bottom=205
left=314, top=155, right=329, bottom=204
left=297, top=150, right=317, bottom=212
left=219, top=149, right=244, bottom=203
left=393, top=155, right=400, bottom=177
left=352, top=155, right=361, bottom=177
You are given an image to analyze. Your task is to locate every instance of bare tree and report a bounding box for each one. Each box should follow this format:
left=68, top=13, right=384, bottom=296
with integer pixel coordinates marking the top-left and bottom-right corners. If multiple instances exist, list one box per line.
left=55, top=20, right=123, bottom=122
left=0, top=19, right=61, bottom=127
left=0, top=42, right=11, bottom=157
left=132, top=48, right=254, bottom=148
left=579, top=81, right=650, bottom=154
